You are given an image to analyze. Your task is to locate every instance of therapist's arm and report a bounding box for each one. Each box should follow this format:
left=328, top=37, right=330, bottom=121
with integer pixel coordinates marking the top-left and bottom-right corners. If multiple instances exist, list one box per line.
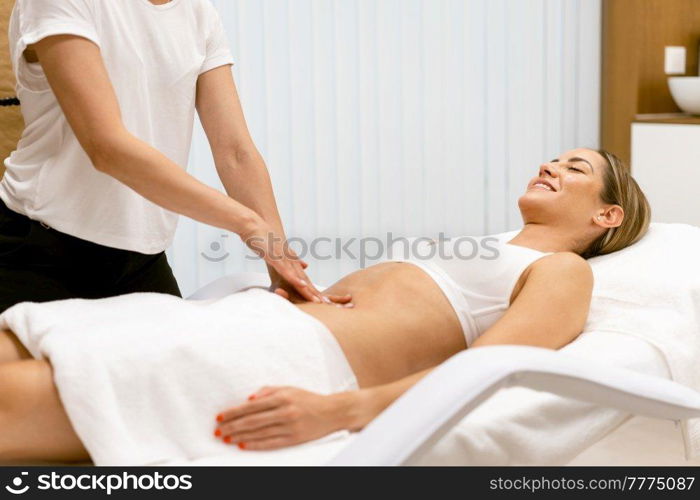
left=31, top=34, right=324, bottom=303
left=194, top=66, right=346, bottom=303
left=195, top=66, right=285, bottom=244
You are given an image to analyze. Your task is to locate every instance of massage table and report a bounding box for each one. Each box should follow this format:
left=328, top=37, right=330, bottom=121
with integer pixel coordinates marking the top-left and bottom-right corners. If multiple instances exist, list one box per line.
left=185, top=263, right=700, bottom=466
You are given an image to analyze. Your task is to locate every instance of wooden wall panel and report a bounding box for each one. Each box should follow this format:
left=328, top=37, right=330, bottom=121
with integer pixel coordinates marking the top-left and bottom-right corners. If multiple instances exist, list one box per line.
left=1, top=0, right=23, bottom=179
left=601, top=0, right=700, bottom=164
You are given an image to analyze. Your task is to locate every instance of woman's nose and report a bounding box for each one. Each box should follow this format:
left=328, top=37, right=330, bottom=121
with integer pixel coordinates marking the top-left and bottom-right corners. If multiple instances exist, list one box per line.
left=539, top=163, right=556, bottom=177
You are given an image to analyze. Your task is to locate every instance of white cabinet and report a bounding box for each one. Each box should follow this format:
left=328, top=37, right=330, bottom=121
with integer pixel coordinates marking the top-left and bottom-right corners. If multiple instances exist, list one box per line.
left=631, top=122, right=700, bottom=228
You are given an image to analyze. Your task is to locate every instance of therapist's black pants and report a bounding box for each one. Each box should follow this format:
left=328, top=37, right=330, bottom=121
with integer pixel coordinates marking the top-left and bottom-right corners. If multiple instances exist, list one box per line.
left=0, top=200, right=182, bottom=314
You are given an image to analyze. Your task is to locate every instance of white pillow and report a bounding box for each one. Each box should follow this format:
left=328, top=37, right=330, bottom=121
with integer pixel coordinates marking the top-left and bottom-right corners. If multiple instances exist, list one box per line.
left=499, top=222, right=700, bottom=459
left=499, top=223, right=700, bottom=332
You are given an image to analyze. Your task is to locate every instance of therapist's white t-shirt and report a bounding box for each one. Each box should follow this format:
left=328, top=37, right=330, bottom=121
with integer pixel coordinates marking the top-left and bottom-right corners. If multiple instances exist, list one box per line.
left=2, top=0, right=235, bottom=254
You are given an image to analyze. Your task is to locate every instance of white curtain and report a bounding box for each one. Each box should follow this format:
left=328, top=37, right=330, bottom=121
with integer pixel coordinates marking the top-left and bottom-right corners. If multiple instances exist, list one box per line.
left=169, top=0, right=602, bottom=296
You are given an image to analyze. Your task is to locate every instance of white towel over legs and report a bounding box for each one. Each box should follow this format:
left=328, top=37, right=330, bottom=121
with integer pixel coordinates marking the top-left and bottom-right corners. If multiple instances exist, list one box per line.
left=0, top=288, right=358, bottom=465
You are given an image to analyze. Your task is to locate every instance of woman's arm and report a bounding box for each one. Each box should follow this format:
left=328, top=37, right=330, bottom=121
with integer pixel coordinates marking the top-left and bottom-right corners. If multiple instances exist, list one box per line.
left=31, top=35, right=324, bottom=303
left=213, top=370, right=434, bottom=450
left=471, top=251, right=593, bottom=348
left=214, top=252, right=593, bottom=450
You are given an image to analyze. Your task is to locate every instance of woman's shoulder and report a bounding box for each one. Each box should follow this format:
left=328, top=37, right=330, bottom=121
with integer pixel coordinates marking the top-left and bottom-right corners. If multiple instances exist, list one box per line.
left=509, top=251, right=592, bottom=306
left=529, top=251, right=593, bottom=285
left=538, top=250, right=588, bottom=263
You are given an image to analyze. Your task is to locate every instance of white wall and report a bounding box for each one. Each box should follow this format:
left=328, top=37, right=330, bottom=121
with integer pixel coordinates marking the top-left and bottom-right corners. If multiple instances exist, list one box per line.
left=169, top=0, right=602, bottom=296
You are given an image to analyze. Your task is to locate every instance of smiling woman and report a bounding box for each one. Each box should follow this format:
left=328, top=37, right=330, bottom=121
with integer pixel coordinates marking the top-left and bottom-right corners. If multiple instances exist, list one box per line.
left=517, top=148, right=651, bottom=258
left=0, top=147, right=652, bottom=462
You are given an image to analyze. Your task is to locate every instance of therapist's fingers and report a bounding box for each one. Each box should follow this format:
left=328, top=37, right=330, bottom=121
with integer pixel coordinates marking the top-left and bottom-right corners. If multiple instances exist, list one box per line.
left=273, top=278, right=347, bottom=306
left=268, top=255, right=322, bottom=304
left=325, top=294, right=352, bottom=304
left=273, top=288, right=290, bottom=300
left=281, top=248, right=346, bottom=304
left=270, top=246, right=341, bottom=306
left=244, top=223, right=320, bottom=303
left=275, top=286, right=307, bottom=304
left=291, top=267, right=325, bottom=304
left=271, top=262, right=313, bottom=302
left=281, top=250, right=322, bottom=301
left=268, top=241, right=327, bottom=304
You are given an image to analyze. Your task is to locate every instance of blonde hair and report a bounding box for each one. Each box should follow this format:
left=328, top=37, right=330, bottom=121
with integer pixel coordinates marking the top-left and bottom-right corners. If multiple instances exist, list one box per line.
left=580, top=149, right=651, bottom=259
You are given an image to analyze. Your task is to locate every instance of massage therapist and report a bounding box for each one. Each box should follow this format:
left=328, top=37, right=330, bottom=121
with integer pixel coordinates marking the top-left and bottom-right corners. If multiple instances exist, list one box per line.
left=0, top=0, right=345, bottom=313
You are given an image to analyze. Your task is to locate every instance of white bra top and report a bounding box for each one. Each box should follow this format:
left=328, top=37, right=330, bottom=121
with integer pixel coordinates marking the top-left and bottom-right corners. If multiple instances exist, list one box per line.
left=382, top=234, right=554, bottom=347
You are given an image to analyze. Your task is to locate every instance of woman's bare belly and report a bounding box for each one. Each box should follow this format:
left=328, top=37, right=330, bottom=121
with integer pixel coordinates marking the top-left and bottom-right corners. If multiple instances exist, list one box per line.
left=296, top=262, right=466, bottom=388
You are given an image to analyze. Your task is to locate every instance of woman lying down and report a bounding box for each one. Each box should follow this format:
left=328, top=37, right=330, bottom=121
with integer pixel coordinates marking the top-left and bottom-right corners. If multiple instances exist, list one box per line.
left=0, top=148, right=650, bottom=465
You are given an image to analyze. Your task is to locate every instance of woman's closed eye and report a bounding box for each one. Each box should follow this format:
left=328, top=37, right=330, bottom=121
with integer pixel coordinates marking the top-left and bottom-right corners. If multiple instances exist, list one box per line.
left=568, top=166, right=584, bottom=173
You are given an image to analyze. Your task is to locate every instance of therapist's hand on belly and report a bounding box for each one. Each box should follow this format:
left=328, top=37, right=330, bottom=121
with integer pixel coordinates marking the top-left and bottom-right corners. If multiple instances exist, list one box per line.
left=270, top=263, right=353, bottom=307
left=240, top=214, right=335, bottom=304
left=29, top=34, right=345, bottom=305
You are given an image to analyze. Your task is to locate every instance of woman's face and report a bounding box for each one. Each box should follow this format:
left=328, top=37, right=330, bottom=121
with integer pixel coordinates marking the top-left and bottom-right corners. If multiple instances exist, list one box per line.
left=518, top=148, right=615, bottom=230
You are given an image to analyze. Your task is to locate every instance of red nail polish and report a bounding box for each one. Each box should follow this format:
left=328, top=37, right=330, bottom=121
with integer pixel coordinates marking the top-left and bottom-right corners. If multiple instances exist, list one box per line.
left=214, top=429, right=222, bottom=437
left=248, top=394, right=256, bottom=401
left=238, top=442, right=246, bottom=450
left=223, top=436, right=232, bottom=444
left=216, top=414, right=224, bottom=422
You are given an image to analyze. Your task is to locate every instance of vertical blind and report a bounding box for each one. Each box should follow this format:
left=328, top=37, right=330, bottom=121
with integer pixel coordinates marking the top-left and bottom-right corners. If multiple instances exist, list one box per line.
left=170, top=0, right=602, bottom=296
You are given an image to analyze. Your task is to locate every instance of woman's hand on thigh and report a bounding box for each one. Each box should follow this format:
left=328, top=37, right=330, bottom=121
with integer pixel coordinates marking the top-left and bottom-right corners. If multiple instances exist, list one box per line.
left=213, top=386, right=348, bottom=450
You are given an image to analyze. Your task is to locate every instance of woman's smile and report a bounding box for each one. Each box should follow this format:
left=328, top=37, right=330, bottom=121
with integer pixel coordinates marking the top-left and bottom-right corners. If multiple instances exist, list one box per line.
left=528, top=183, right=557, bottom=192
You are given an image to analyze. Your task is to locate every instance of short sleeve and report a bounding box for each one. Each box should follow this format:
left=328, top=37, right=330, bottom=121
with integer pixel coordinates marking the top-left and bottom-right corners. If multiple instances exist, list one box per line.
left=10, top=0, right=100, bottom=92
left=199, top=4, right=235, bottom=75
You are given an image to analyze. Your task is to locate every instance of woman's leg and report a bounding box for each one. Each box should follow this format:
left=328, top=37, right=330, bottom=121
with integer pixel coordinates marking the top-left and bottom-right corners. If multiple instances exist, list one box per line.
left=0, top=359, right=89, bottom=463
left=0, top=329, right=30, bottom=364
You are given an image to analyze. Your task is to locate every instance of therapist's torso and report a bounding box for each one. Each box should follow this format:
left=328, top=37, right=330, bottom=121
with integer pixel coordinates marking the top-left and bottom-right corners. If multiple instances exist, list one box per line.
left=2, top=0, right=234, bottom=254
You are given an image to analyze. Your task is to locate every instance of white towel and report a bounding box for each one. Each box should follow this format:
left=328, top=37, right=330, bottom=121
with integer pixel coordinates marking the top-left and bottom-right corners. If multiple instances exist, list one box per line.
left=414, top=330, right=672, bottom=465
left=0, top=288, right=357, bottom=465
left=500, top=222, right=700, bottom=459
left=587, top=223, right=700, bottom=459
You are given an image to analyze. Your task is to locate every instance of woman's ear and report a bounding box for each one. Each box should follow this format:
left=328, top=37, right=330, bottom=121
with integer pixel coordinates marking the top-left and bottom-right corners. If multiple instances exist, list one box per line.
left=598, top=205, right=624, bottom=229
